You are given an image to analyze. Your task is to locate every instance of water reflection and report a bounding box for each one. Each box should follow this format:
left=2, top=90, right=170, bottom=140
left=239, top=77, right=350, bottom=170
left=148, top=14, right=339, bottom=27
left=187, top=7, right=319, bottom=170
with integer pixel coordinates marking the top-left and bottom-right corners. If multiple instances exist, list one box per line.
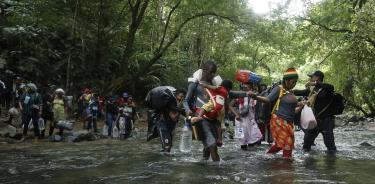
left=0, top=128, right=375, bottom=183
left=269, top=159, right=294, bottom=184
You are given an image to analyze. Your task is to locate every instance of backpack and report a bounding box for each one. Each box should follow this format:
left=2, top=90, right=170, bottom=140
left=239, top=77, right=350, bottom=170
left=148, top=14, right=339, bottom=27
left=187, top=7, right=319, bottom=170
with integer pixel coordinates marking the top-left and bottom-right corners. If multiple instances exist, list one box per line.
left=332, top=93, right=345, bottom=115
left=145, top=86, right=177, bottom=111
left=317, top=93, right=345, bottom=117
left=255, top=84, right=281, bottom=124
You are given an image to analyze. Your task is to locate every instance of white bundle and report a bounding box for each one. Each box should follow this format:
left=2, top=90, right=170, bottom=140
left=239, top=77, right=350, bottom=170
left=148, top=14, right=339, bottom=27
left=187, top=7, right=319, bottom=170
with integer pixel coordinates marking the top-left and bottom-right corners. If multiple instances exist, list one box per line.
left=187, top=69, right=222, bottom=86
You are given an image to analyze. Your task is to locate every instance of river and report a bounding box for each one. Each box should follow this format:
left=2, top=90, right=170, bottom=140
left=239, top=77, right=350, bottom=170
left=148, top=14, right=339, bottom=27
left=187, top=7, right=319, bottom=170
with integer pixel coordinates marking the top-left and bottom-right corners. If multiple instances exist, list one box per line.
left=0, top=125, right=374, bottom=184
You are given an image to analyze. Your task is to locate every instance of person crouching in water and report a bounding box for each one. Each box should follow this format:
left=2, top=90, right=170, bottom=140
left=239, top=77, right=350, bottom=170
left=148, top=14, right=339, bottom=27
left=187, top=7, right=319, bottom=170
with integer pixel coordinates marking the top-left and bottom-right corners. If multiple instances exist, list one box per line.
left=146, top=86, right=185, bottom=152
left=191, top=79, right=233, bottom=161
left=248, top=68, right=304, bottom=158
left=229, top=82, right=263, bottom=150
left=50, top=89, right=66, bottom=136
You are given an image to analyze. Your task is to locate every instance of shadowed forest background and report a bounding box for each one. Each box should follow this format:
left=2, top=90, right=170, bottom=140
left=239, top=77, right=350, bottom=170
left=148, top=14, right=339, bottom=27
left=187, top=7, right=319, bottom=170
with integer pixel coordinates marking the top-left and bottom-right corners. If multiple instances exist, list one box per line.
left=0, top=0, right=374, bottom=117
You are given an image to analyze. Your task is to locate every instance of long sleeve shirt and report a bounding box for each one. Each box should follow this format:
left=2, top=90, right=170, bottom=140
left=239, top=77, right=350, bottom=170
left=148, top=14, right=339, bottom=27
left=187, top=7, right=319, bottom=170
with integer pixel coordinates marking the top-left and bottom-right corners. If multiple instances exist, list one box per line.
left=183, top=82, right=248, bottom=114
left=294, top=82, right=335, bottom=118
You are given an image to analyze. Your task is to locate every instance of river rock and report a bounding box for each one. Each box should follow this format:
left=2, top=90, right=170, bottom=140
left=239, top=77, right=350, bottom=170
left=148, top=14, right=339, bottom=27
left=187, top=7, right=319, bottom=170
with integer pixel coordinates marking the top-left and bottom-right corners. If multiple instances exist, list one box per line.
left=366, top=123, right=375, bottom=131
left=7, top=168, right=19, bottom=175
left=66, top=135, right=77, bottom=143
left=73, top=132, right=99, bottom=142
left=49, top=135, right=63, bottom=142
left=348, top=122, right=358, bottom=126
left=348, top=115, right=359, bottom=123
left=359, top=141, right=373, bottom=147
left=358, top=116, right=366, bottom=121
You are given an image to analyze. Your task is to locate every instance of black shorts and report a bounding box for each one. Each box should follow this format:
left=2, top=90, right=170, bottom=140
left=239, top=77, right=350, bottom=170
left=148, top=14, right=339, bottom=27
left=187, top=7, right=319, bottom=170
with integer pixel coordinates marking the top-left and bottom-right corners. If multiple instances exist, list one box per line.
left=157, top=117, right=177, bottom=149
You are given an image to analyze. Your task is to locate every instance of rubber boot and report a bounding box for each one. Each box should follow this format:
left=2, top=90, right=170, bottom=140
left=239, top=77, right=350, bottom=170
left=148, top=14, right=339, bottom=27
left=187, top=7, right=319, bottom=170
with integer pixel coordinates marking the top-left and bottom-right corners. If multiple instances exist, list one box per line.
left=282, top=149, right=292, bottom=158
left=267, top=145, right=282, bottom=154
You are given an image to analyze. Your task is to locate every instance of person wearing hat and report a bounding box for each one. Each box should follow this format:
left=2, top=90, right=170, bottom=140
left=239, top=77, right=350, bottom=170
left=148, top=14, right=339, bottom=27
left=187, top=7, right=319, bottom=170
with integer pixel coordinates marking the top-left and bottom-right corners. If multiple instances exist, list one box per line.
left=248, top=68, right=304, bottom=158
left=19, top=83, right=43, bottom=142
left=294, top=70, right=336, bottom=153
left=50, top=88, right=66, bottom=136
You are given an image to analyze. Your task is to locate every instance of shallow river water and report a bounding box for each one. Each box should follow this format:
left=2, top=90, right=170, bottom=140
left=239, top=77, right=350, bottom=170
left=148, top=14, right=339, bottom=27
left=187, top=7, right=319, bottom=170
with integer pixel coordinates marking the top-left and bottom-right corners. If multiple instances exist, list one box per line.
left=0, top=126, right=374, bottom=184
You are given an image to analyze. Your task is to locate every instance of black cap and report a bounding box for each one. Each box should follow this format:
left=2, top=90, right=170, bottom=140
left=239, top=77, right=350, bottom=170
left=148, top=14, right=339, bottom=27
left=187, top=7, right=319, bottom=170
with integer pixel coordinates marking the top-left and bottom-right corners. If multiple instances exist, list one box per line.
left=307, top=70, right=324, bottom=80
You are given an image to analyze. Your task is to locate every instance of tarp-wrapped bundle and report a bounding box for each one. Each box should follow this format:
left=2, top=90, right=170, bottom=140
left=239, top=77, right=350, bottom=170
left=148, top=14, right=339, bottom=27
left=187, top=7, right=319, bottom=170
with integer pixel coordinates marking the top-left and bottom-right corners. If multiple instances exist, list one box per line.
left=235, top=70, right=262, bottom=84
left=56, top=120, right=74, bottom=130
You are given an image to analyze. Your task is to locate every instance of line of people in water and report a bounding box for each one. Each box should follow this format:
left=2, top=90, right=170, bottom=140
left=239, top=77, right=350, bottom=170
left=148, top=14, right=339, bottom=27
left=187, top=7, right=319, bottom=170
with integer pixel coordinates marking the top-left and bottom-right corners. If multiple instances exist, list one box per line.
left=0, top=75, right=139, bottom=142
left=1, top=60, right=340, bottom=161
left=146, top=60, right=340, bottom=161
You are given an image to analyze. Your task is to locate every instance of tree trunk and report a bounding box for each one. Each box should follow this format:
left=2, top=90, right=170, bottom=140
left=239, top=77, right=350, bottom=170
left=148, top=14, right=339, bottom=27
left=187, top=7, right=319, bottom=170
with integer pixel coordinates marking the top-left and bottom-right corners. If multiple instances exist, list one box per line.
left=121, top=0, right=150, bottom=67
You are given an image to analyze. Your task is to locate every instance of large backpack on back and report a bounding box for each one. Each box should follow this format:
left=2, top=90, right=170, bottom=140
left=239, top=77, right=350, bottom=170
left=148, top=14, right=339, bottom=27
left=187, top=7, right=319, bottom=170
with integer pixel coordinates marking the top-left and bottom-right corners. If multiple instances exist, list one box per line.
left=318, top=92, right=345, bottom=117
left=332, top=93, right=345, bottom=115
left=255, top=84, right=280, bottom=124
left=145, top=86, right=177, bottom=111
left=255, top=89, right=272, bottom=124
left=145, top=86, right=177, bottom=141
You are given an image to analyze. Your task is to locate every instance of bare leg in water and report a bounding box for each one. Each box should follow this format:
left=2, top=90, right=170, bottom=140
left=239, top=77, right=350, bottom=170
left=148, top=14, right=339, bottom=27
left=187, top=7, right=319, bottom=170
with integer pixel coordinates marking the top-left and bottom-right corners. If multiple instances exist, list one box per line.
left=203, top=148, right=210, bottom=160
left=209, top=145, right=220, bottom=161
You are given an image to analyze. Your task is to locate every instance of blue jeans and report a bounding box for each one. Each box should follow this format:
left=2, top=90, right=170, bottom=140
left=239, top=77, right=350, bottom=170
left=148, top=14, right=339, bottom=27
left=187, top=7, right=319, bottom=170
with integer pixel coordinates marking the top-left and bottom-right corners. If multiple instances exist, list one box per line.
left=106, top=113, right=115, bottom=136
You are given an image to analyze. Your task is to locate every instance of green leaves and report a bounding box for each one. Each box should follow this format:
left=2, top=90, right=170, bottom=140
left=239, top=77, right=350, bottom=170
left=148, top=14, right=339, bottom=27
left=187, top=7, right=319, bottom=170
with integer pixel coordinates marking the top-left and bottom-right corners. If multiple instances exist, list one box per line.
left=352, top=0, right=367, bottom=9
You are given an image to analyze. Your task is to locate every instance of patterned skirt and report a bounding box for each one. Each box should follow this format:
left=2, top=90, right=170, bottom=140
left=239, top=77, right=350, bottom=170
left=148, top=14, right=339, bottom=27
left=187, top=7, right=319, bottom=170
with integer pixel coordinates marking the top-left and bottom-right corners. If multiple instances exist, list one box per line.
left=270, top=114, right=294, bottom=150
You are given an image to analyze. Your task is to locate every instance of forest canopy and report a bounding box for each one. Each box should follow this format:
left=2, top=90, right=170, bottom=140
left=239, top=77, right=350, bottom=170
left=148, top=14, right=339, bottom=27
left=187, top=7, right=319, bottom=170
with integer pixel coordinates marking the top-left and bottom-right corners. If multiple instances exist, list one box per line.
left=1, top=0, right=374, bottom=116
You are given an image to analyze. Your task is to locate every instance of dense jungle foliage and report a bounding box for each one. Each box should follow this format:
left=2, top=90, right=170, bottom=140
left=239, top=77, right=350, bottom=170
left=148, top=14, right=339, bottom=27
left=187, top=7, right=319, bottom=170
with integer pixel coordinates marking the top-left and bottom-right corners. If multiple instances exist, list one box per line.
left=0, top=0, right=374, bottom=116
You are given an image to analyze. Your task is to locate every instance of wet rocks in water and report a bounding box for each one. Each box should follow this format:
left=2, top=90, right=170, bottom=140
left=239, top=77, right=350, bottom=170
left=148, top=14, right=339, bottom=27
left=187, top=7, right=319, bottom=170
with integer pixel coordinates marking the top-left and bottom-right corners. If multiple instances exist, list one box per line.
left=348, top=122, right=358, bottom=126
left=72, top=132, right=99, bottom=142
left=359, top=141, right=373, bottom=147
left=366, top=123, right=375, bottom=131
left=7, top=168, right=19, bottom=175
left=49, top=135, right=63, bottom=142
left=56, top=120, right=74, bottom=130
left=348, top=115, right=359, bottom=123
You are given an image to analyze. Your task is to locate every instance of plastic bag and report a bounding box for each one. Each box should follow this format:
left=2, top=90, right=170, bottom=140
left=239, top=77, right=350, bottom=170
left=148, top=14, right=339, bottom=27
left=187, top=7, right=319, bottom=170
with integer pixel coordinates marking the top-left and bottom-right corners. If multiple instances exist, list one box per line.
left=234, top=121, right=244, bottom=139
left=112, top=126, right=119, bottom=138
left=28, top=119, right=33, bottom=130
left=38, top=118, right=45, bottom=131
left=300, top=105, right=317, bottom=129
left=7, top=125, right=17, bottom=137
left=102, top=124, right=108, bottom=136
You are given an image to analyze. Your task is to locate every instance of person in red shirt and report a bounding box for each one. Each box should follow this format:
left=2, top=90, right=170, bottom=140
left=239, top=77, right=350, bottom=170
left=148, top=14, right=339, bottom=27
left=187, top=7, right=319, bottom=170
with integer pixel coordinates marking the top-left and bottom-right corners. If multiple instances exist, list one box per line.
left=191, top=79, right=233, bottom=161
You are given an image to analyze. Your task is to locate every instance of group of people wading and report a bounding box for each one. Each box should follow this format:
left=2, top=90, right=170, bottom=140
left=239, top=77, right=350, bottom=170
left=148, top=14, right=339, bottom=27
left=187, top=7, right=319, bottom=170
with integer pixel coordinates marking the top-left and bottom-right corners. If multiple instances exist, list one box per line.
left=147, top=60, right=340, bottom=161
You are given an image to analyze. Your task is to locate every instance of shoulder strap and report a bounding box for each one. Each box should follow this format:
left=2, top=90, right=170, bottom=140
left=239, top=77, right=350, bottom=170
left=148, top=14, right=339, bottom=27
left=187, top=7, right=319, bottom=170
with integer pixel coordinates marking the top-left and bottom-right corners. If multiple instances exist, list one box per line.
left=316, top=97, right=334, bottom=117
left=308, top=88, right=322, bottom=108
left=271, top=85, right=284, bottom=114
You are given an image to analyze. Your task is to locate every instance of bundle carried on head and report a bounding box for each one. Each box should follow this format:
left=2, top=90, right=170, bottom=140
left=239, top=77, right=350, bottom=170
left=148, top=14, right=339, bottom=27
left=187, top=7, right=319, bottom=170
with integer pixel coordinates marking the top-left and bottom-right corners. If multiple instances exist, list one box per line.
left=235, top=70, right=262, bottom=84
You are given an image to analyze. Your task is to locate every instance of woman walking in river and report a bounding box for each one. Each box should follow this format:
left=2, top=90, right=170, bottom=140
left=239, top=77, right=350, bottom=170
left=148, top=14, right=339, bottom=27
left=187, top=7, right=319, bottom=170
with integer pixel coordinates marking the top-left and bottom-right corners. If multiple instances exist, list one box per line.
left=229, top=82, right=262, bottom=150
left=248, top=68, right=304, bottom=158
